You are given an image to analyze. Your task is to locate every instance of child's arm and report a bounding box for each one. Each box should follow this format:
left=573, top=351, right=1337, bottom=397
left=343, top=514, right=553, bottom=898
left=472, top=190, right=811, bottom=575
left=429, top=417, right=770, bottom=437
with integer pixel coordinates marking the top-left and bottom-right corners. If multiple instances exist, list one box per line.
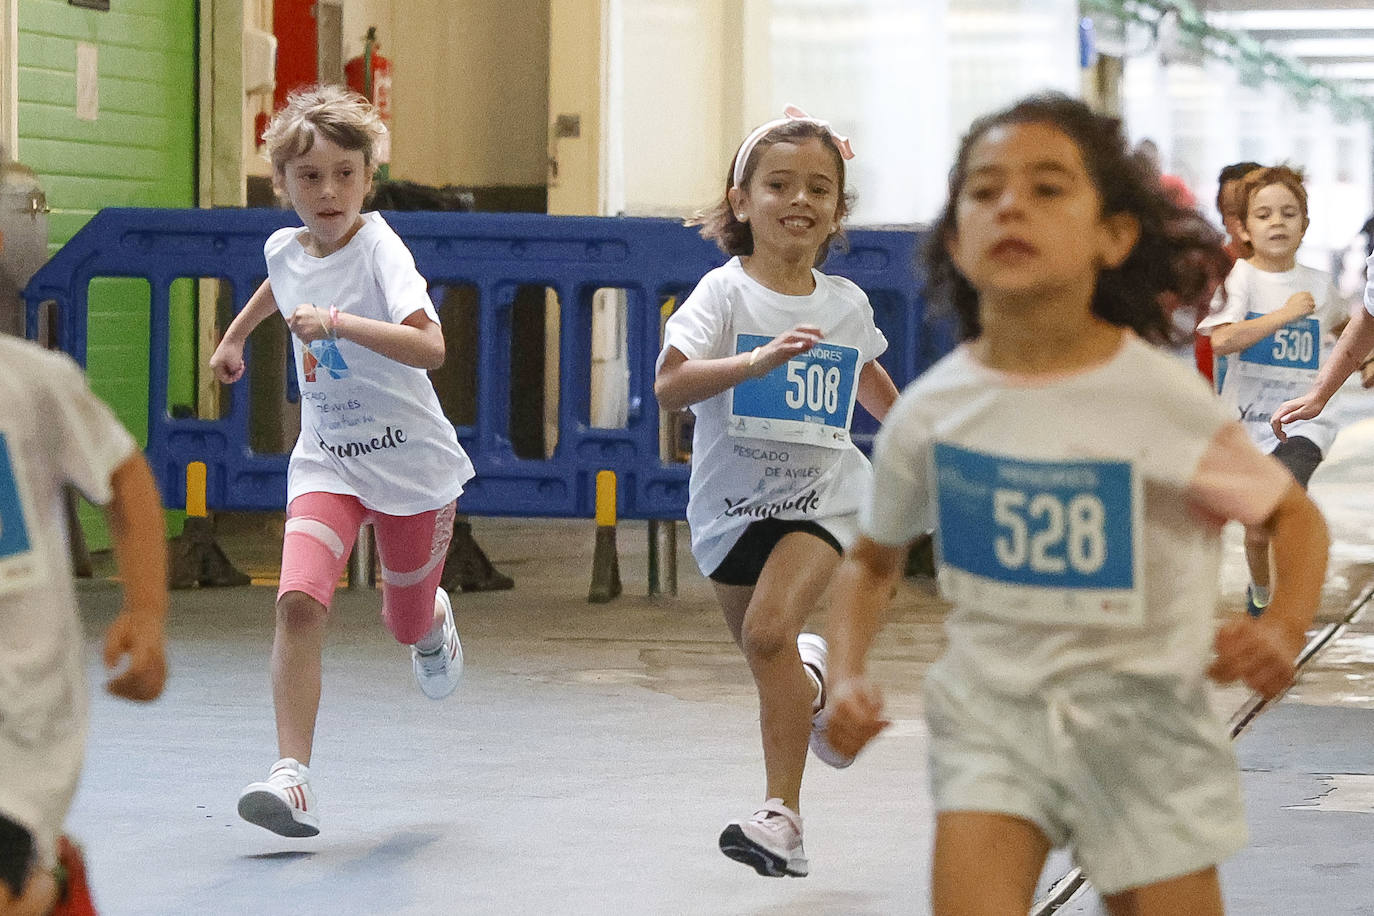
left=1207, top=480, right=1327, bottom=699
left=1209, top=291, right=1315, bottom=355
left=287, top=306, right=445, bottom=370
left=209, top=279, right=278, bottom=384
left=101, top=451, right=169, bottom=701
left=653, top=325, right=822, bottom=413
left=856, top=360, right=899, bottom=422
left=1272, top=305, right=1374, bottom=438
left=823, top=535, right=904, bottom=758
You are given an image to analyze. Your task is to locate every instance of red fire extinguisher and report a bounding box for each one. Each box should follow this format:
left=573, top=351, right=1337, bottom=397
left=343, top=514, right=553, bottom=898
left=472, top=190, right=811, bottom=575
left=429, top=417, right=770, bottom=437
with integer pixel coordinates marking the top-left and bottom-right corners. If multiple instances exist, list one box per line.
left=345, top=26, right=392, bottom=170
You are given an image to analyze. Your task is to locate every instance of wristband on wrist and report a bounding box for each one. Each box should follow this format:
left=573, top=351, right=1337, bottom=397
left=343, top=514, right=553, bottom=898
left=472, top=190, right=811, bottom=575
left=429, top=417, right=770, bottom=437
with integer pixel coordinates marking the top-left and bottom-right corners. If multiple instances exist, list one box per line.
left=329, top=305, right=341, bottom=339
left=748, top=346, right=763, bottom=369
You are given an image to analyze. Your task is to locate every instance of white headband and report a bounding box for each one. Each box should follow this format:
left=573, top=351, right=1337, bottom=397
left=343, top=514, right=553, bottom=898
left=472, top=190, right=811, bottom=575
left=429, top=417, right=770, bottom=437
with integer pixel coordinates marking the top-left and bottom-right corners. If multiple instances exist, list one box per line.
left=731, top=104, right=856, bottom=190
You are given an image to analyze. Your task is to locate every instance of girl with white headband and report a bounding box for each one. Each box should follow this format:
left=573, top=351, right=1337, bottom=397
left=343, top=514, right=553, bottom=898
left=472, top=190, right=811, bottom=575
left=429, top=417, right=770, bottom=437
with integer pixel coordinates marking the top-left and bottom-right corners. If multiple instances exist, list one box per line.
left=654, top=106, right=898, bottom=878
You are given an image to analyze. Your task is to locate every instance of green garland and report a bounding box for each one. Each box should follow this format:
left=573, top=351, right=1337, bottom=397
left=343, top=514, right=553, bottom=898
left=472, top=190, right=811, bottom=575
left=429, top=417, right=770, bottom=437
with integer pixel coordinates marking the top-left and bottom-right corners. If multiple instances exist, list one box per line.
left=1082, top=0, right=1374, bottom=121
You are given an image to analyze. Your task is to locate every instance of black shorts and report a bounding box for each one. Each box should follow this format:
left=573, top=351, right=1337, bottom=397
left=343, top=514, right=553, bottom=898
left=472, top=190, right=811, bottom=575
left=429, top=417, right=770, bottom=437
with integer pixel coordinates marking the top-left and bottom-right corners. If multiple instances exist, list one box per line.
left=1270, top=435, right=1323, bottom=489
left=0, top=814, right=35, bottom=900
left=708, top=519, right=842, bottom=587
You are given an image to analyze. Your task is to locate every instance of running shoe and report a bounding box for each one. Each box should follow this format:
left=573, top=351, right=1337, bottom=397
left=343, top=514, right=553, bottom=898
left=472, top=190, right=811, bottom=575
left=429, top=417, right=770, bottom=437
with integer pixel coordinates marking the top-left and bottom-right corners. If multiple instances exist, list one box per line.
left=237, top=757, right=319, bottom=837
left=719, top=798, right=808, bottom=877
left=412, top=587, right=463, bottom=700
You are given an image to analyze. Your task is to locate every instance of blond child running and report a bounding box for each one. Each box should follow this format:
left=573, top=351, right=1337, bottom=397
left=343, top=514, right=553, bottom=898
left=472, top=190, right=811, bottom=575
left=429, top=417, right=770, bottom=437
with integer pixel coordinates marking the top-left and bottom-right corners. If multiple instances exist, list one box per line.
left=654, top=106, right=898, bottom=877
left=1197, top=166, right=1344, bottom=617
left=209, top=86, right=472, bottom=837
left=0, top=336, right=168, bottom=914
left=823, top=94, right=1327, bottom=915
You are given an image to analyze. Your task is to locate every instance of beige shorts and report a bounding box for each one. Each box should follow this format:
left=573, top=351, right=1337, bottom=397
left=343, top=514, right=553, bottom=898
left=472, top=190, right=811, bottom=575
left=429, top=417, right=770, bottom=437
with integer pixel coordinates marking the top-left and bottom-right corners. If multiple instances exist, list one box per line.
left=924, top=670, right=1247, bottom=896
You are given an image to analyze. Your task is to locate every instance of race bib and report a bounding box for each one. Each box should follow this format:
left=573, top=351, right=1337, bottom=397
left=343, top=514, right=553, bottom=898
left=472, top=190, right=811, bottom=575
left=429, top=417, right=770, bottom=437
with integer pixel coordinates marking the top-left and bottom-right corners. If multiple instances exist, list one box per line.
left=729, top=333, right=859, bottom=449
left=0, top=432, right=40, bottom=595
left=1236, top=312, right=1319, bottom=379
left=932, top=443, right=1143, bottom=627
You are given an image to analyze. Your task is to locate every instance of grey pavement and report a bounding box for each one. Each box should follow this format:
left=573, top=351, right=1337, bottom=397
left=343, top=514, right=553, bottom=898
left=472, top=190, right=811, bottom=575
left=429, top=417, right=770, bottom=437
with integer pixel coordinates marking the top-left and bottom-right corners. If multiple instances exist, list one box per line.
left=67, top=378, right=1374, bottom=915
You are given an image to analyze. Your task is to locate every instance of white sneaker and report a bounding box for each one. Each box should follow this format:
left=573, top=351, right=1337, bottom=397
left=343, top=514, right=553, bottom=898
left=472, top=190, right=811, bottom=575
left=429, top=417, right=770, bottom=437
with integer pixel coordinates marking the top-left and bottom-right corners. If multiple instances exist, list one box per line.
left=412, top=587, right=463, bottom=700
left=719, top=799, right=808, bottom=877
left=238, top=758, right=319, bottom=837
left=797, top=633, right=855, bottom=769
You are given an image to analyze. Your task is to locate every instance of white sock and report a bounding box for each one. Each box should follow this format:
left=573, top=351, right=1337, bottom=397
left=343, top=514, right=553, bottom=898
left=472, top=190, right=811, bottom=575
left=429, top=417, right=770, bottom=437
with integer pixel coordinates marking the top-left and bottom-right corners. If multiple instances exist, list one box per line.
left=1250, top=584, right=1271, bottom=607
left=412, top=615, right=446, bottom=654
left=802, top=664, right=824, bottom=712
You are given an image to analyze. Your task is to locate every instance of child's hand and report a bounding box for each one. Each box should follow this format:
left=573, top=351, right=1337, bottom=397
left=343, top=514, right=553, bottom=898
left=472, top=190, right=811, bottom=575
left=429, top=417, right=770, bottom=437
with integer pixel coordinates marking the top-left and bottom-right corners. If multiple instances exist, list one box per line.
left=1283, top=291, right=1316, bottom=318
left=824, top=676, right=890, bottom=760
left=1271, top=390, right=1330, bottom=439
left=751, top=325, right=822, bottom=375
left=208, top=338, right=246, bottom=384
left=102, top=609, right=167, bottom=702
left=1207, top=615, right=1303, bottom=700
left=286, top=304, right=334, bottom=344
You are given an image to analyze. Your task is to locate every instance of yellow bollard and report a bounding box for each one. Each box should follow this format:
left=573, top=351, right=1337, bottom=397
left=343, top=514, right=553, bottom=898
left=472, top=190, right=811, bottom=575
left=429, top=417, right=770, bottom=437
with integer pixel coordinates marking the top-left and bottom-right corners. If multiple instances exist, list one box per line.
left=588, top=469, right=622, bottom=603
left=185, top=461, right=208, bottom=518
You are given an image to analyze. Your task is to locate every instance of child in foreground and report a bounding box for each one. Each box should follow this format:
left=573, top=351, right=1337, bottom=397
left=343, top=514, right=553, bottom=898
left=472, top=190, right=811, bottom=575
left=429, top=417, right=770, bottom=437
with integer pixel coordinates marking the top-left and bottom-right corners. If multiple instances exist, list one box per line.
left=0, top=336, right=169, bottom=915
left=824, top=94, right=1327, bottom=915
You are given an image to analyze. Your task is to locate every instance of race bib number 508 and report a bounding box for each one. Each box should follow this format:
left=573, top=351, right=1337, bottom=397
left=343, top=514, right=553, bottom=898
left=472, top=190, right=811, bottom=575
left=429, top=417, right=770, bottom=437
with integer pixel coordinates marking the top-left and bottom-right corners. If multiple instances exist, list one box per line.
left=932, top=443, right=1144, bottom=627
left=729, top=333, right=859, bottom=449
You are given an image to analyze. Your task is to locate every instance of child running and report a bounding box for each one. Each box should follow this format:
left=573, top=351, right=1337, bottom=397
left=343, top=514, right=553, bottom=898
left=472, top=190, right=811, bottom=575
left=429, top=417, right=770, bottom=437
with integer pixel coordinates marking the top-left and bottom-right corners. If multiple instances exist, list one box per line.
left=209, top=85, right=473, bottom=838
left=0, top=335, right=169, bottom=914
left=822, top=94, right=1328, bottom=915
left=654, top=106, right=898, bottom=878
left=1197, top=166, right=1344, bottom=617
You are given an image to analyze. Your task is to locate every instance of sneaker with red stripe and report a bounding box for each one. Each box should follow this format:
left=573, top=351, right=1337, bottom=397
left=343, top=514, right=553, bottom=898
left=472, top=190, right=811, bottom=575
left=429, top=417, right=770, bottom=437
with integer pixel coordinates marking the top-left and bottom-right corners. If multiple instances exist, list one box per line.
left=238, top=757, right=319, bottom=837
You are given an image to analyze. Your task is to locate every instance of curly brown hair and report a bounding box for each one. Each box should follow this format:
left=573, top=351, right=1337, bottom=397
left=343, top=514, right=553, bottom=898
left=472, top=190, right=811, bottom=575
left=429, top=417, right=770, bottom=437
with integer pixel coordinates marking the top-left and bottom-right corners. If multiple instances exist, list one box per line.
left=923, top=93, right=1229, bottom=346
left=689, top=119, right=854, bottom=266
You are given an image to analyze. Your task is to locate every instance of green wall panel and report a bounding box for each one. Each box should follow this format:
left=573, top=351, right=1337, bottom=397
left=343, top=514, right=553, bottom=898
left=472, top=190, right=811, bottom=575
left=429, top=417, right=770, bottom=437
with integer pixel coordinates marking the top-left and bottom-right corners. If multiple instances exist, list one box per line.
left=18, top=0, right=197, bottom=548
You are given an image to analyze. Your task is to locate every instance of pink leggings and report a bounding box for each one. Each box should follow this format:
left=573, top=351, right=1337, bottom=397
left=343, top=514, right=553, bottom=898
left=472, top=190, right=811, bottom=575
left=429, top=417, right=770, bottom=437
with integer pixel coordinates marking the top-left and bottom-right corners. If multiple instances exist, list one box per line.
left=277, top=492, right=456, bottom=645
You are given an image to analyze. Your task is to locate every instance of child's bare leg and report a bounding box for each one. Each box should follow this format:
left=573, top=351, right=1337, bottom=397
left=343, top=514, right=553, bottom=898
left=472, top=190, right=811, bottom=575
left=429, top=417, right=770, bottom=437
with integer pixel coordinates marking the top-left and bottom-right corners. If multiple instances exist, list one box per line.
left=717, top=534, right=840, bottom=812
left=272, top=590, right=329, bottom=764
left=0, top=867, right=56, bottom=916
left=1243, top=525, right=1271, bottom=591
left=932, top=812, right=1050, bottom=916
left=1102, top=866, right=1224, bottom=916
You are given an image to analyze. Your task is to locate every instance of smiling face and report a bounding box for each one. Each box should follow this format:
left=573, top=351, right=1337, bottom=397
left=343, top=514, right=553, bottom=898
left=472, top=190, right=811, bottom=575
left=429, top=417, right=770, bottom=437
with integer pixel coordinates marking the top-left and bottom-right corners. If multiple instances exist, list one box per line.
left=728, top=137, right=842, bottom=264
left=1241, top=181, right=1306, bottom=267
left=945, top=122, right=1138, bottom=308
left=276, top=133, right=372, bottom=257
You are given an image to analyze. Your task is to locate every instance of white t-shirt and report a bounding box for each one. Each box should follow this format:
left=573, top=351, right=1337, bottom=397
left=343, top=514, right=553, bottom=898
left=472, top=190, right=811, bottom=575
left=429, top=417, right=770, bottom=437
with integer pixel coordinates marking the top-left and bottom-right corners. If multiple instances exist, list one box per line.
left=658, top=257, right=888, bottom=575
left=266, top=212, right=473, bottom=516
left=0, top=337, right=137, bottom=861
left=861, top=334, right=1291, bottom=699
left=1197, top=258, right=1343, bottom=454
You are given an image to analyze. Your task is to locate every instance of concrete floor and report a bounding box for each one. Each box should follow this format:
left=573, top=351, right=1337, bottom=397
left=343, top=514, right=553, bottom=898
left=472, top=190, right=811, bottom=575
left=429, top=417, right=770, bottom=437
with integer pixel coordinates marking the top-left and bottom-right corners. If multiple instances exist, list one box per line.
left=66, top=379, right=1374, bottom=915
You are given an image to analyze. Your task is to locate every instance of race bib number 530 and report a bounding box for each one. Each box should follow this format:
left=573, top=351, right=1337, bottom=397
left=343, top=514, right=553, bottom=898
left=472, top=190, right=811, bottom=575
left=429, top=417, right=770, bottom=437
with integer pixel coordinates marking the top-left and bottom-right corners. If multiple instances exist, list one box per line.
left=932, top=443, right=1143, bottom=626
left=729, top=333, right=859, bottom=449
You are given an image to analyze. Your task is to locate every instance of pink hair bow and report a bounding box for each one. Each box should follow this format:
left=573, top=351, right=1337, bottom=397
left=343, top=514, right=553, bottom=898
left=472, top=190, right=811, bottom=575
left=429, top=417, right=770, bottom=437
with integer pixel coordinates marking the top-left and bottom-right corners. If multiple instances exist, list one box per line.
left=731, top=104, right=855, bottom=189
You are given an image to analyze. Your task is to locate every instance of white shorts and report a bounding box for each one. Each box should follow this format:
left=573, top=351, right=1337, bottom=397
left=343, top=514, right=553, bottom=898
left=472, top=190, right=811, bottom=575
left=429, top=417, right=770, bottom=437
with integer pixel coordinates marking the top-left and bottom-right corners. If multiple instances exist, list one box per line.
left=924, top=670, right=1247, bottom=896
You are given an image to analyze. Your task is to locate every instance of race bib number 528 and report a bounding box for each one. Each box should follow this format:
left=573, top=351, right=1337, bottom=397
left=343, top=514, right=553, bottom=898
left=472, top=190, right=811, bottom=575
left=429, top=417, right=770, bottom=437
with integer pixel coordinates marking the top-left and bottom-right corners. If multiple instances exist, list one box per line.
left=931, top=443, right=1144, bottom=626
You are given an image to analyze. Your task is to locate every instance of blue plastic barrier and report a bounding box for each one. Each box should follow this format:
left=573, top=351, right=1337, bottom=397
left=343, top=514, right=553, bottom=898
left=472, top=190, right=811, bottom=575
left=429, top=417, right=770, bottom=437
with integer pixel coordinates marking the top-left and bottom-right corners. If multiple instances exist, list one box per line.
left=23, top=208, right=945, bottom=519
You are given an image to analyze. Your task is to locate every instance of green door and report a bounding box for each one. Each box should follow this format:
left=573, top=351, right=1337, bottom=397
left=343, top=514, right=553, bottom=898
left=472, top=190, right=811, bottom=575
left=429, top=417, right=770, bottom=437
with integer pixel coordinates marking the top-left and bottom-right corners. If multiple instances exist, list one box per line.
left=18, top=0, right=197, bottom=545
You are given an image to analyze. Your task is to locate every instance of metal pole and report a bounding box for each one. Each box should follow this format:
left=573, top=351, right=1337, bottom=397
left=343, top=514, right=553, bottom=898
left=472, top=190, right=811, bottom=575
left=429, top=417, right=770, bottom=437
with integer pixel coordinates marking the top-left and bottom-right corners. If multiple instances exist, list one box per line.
left=348, top=523, right=375, bottom=588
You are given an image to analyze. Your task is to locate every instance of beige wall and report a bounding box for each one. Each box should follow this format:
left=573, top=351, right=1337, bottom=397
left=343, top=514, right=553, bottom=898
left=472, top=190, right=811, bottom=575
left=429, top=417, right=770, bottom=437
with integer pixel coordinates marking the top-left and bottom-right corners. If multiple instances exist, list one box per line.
left=389, top=0, right=550, bottom=187
left=342, top=0, right=395, bottom=62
